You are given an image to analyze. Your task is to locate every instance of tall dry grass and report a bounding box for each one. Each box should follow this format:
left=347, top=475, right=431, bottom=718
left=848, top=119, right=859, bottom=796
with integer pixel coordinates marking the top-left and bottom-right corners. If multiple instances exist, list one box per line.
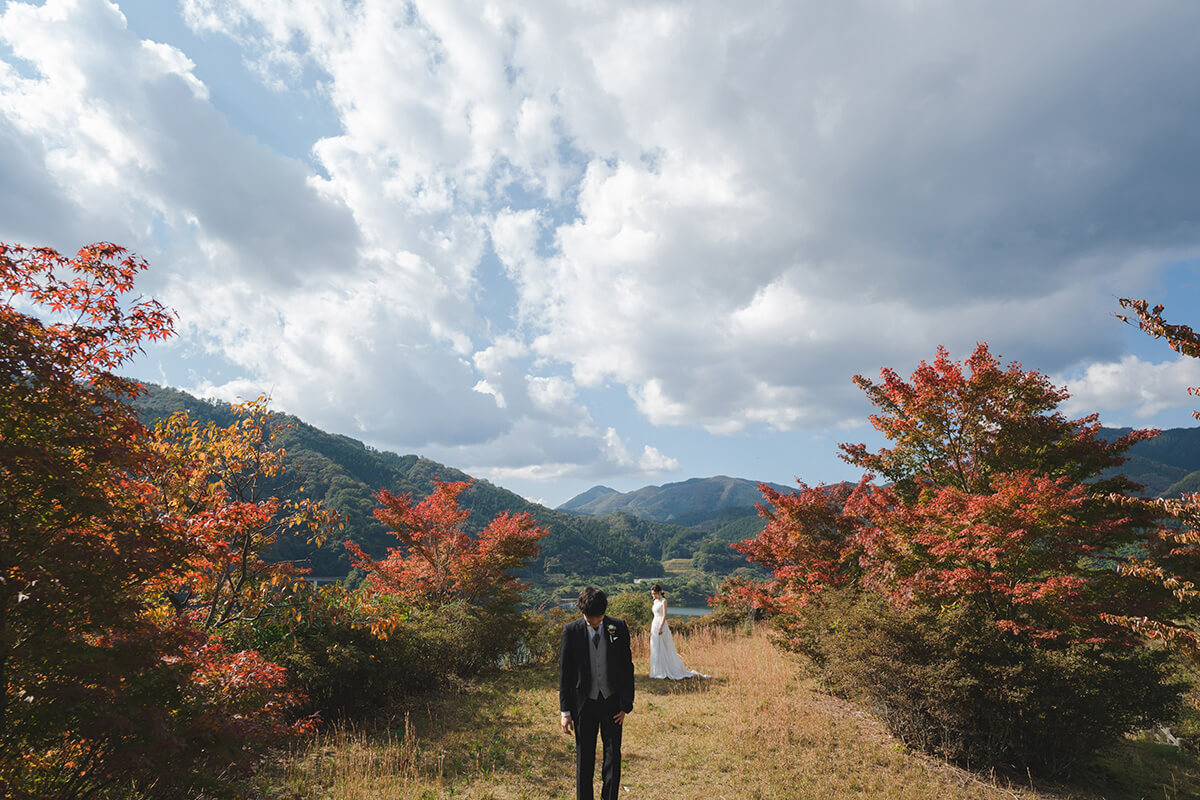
left=254, top=625, right=1196, bottom=800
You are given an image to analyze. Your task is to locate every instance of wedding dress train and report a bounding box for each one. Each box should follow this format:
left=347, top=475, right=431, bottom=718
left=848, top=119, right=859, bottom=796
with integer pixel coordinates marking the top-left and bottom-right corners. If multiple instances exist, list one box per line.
left=649, top=598, right=709, bottom=679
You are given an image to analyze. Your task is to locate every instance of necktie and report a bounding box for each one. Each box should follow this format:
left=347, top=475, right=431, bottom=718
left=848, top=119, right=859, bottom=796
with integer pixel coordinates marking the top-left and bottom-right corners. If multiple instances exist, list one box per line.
left=592, top=630, right=600, bottom=649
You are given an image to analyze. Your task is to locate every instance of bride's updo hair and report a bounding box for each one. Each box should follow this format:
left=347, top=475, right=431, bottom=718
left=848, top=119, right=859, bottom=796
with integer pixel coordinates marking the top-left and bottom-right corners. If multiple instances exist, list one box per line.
left=650, top=584, right=665, bottom=595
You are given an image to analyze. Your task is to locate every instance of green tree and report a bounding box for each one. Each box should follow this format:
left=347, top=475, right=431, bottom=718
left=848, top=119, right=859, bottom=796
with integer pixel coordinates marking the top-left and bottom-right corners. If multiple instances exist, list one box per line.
left=607, top=590, right=653, bottom=629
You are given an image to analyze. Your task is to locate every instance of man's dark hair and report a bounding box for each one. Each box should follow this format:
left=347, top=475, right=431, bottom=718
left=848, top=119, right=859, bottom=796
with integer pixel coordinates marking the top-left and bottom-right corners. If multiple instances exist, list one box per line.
left=577, top=586, right=608, bottom=617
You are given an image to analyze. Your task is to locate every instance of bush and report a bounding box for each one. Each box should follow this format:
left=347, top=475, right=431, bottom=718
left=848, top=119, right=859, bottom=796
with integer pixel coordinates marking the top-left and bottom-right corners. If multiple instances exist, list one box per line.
left=705, top=597, right=762, bottom=634
left=661, top=613, right=711, bottom=636
left=515, top=605, right=574, bottom=664
left=792, top=592, right=1184, bottom=777
left=725, top=344, right=1192, bottom=778
left=240, top=589, right=565, bottom=721
left=607, top=590, right=653, bottom=631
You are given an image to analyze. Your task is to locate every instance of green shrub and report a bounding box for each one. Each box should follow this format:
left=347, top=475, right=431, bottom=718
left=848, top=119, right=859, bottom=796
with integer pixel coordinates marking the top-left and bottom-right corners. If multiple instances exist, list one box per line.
left=792, top=592, right=1185, bottom=777
left=240, top=590, right=542, bottom=720
left=662, top=613, right=710, bottom=636
left=607, top=590, right=653, bottom=631
left=515, top=605, right=574, bottom=664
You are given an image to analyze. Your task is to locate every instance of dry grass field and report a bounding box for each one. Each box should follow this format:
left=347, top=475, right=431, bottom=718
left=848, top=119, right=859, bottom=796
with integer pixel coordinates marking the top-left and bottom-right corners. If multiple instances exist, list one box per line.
left=254, top=626, right=1200, bottom=800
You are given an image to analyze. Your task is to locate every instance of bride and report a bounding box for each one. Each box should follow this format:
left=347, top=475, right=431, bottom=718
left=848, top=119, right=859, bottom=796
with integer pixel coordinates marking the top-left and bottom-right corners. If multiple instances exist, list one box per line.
left=649, top=585, right=709, bottom=680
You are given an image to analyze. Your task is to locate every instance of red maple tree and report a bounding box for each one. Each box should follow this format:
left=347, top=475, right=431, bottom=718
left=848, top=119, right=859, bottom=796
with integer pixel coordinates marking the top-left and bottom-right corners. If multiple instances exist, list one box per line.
left=347, top=479, right=547, bottom=614
left=1, top=243, right=182, bottom=796
left=727, top=343, right=1163, bottom=645
left=0, top=242, right=320, bottom=798
left=717, top=479, right=864, bottom=619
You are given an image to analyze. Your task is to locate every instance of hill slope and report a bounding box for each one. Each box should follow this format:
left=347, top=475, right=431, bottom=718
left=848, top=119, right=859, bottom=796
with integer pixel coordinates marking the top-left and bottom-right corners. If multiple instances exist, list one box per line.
left=1099, top=426, right=1200, bottom=496
left=131, top=384, right=669, bottom=579
left=133, top=385, right=1200, bottom=581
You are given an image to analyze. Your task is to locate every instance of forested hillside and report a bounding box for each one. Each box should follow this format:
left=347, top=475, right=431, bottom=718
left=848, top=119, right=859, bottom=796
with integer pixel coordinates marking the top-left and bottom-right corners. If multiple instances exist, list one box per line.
left=131, top=384, right=670, bottom=579
left=564, top=427, right=1200, bottom=520
left=1098, top=426, right=1200, bottom=496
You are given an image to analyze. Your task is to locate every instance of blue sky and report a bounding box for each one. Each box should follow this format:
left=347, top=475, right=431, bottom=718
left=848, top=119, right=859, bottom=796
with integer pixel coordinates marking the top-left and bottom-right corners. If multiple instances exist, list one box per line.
left=3, top=0, right=1200, bottom=507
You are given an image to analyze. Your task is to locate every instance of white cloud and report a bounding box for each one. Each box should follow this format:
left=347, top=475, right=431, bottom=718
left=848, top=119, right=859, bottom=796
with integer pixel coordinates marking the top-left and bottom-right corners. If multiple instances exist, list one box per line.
left=0, top=0, right=678, bottom=484
left=466, top=422, right=679, bottom=485
left=6, top=0, right=1200, bottom=490
left=0, top=0, right=360, bottom=282
left=601, top=427, right=680, bottom=473
left=472, top=379, right=505, bottom=409
left=1062, top=356, right=1200, bottom=421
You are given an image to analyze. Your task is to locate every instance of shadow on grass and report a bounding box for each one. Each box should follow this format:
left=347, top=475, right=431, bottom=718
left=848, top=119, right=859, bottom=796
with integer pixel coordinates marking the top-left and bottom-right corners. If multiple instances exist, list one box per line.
left=359, top=660, right=571, bottom=784
left=1065, top=737, right=1200, bottom=800
left=638, top=676, right=725, bottom=696
left=946, top=736, right=1200, bottom=800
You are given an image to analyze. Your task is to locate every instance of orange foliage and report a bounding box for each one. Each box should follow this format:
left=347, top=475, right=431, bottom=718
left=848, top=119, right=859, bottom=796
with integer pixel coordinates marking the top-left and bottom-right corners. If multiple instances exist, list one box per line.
left=146, top=398, right=338, bottom=631
left=723, top=343, right=1167, bottom=646
left=0, top=241, right=324, bottom=798
left=347, top=479, right=547, bottom=613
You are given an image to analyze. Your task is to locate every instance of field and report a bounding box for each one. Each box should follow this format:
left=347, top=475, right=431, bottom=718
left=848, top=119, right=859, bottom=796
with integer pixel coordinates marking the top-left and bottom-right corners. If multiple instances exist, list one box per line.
left=253, top=626, right=1199, bottom=799
left=661, top=557, right=699, bottom=575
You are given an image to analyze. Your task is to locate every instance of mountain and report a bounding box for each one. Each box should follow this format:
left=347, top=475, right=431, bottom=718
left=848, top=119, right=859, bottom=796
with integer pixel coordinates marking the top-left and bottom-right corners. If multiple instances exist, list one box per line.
left=563, top=485, right=620, bottom=508
left=558, top=475, right=793, bottom=523
left=1099, top=426, right=1200, bottom=496
left=561, top=426, right=1200, bottom=527
left=1166, top=470, right=1200, bottom=497
left=130, top=384, right=670, bottom=580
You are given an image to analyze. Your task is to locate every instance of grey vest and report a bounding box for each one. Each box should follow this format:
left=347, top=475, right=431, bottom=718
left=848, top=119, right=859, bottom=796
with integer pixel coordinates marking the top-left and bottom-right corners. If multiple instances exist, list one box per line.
left=587, top=623, right=613, bottom=700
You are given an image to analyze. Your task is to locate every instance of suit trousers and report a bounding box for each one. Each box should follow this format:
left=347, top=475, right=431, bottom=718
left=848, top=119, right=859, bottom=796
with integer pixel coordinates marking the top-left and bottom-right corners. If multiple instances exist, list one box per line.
left=574, top=693, right=622, bottom=800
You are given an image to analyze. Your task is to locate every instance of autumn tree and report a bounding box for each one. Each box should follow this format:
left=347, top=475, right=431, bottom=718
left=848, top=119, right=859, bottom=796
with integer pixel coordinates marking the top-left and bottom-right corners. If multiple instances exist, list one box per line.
left=1104, top=299, right=1200, bottom=653
left=0, top=242, right=322, bottom=799
left=133, top=400, right=335, bottom=786
left=840, top=344, right=1152, bottom=498
left=336, top=480, right=549, bottom=680
left=715, top=479, right=864, bottom=635
left=147, top=399, right=338, bottom=631
left=347, top=479, right=547, bottom=612
left=724, top=343, right=1181, bottom=775
left=0, top=242, right=180, bottom=797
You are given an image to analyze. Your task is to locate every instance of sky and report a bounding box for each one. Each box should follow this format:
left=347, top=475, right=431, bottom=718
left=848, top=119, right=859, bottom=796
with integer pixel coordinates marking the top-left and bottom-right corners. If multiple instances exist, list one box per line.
left=3, top=0, right=1200, bottom=507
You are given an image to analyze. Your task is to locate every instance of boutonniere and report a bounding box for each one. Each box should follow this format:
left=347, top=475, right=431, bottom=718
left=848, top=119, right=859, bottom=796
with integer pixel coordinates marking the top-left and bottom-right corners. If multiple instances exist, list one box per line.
left=607, top=623, right=618, bottom=642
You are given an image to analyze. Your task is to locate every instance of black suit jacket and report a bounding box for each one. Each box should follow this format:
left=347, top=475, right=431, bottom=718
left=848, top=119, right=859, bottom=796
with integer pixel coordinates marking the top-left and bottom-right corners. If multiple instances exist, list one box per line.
left=559, top=616, right=635, bottom=718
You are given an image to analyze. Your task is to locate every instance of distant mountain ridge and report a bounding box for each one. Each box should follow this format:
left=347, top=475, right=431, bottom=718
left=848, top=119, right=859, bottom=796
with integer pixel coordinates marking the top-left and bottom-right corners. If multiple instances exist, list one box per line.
left=563, top=426, right=1200, bottom=525
left=558, top=475, right=793, bottom=522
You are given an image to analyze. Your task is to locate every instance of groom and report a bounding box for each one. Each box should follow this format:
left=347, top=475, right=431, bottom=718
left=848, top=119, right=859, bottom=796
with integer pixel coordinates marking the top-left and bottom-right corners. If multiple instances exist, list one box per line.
left=559, top=587, right=635, bottom=800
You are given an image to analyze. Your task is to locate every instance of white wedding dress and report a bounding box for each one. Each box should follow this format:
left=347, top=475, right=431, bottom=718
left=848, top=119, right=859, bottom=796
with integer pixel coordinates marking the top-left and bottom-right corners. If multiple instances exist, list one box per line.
left=649, top=598, right=709, bottom=679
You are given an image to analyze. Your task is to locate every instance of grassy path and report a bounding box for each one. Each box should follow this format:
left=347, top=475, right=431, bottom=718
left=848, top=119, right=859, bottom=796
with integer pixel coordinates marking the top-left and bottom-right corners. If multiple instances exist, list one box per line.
left=259, top=626, right=1198, bottom=800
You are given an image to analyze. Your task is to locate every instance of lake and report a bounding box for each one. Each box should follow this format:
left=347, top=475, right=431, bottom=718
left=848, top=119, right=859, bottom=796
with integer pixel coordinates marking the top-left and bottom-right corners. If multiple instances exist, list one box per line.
left=555, top=600, right=712, bottom=616
left=669, top=606, right=712, bottom=616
